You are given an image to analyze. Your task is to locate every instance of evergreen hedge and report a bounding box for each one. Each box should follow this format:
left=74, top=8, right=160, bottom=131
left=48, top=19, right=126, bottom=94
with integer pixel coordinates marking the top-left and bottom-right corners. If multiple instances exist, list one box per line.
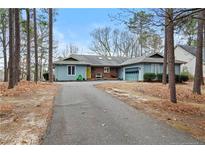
left=144, top=73, right=189, bottom=83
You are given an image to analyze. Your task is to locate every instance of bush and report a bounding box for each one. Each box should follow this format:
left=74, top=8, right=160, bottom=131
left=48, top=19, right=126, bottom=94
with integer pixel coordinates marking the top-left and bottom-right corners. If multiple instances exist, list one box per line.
left=145, top=73, right=189, bottom=83
left=144, top=73, right=156, bottom=82
left=180, top=70, right=191, bottom=81
left=166, top=74, right=189, bottom=83
left=180, top=74, right=189, bottom=82
left=76, top=74, right=83, bottom=81
left=156, top=73, right=169, bottom=82
left=156, top=73, right=162, bottom=81
left=43, top=72, right=49, bottom=81
left=175, top=74, right=180, bottom=83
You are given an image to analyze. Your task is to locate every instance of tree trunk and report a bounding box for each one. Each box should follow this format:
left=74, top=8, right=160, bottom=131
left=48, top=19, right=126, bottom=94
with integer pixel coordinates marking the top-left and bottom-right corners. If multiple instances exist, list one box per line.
left=48, top=8, right=53, bottom=82
left=8, top=9, right=15, bottom=89
left=2, top=20, right=8, bottom=82
left=39, top=48, right=43, bottom=80
left=201, top=11, right=205, bottom=85
left=167, top=9, right=177, bottom=103
left=162, top=13, right=168, bottom=84
left=26, top=9, right=31, bottom=81
left=33, top=8, right=38, bottom=83
left=193, top=11, right=204, bottom=94
left=3, top=49, right=8, bottom=82
left=14, top=8, right=20, bottom=84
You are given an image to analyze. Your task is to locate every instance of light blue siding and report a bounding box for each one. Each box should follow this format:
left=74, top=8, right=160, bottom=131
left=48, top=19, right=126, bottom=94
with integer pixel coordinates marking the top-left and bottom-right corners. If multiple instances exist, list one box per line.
left=55, top=63, right=181, bottom=81
left=122, top=63, right=181, bottom=81
left=144, top=63, right=163, bottom=74
left=175, top=64, right=180, bottom=75
left=55, top=65, right=87, bottom=81
left=122, top=64, right=144, bottom=81
left=144, top=63, right=180, bottom=75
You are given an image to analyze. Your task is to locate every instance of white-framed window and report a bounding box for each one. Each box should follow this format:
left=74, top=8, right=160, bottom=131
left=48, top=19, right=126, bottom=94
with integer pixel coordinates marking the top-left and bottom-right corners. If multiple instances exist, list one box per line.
left=104, top=67, right=110, bottom=73
left=68, top=65, right=75, bottom=76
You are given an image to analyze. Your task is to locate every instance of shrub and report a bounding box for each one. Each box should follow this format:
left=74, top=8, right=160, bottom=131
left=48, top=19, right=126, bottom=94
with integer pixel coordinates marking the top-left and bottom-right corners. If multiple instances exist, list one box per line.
left=76, top=74, right=83, bottom=81
left=167, top=74, right=189, bottom=83
left=156, top=73, right=162, bottom=81
left=156, top=73, right=169, bottom=82
left=175, top=74, right=180, bottom=83
left=181, top=70, right=191, bottom=81
left=144, top=73, right=156, bottom=82
left=166, top=74, right=181, bottom=83
left=144, top=73, right=189, bottom=83
left=43, top=72, right=49, bottom=81
left=180, top=74, right=189, bottom=82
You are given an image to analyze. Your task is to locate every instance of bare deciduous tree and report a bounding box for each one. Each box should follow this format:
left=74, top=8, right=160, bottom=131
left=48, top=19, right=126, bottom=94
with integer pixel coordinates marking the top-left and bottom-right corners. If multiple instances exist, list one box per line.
left=62, top=43, right=79, bottom=58
left=90, top=27, right=150, bottom=58
left=90, top=27, right=112, bottom=56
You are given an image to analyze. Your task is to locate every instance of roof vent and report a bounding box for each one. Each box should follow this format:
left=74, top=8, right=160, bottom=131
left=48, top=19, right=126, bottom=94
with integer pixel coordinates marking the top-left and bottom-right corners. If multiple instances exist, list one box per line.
left=107, top=57, right=112, bottom=60
left=98, top=57, right=103, bottom=60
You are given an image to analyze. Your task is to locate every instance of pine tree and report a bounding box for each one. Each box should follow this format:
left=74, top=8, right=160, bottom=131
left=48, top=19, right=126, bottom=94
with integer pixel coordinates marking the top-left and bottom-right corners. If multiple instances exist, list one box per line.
left=8, top=9, right=15, bottom=89
left=14, top=8, right=20, bottom=84
left=193, top=11, right=204, bottom=94
left=48, top=8, right=53, bottom=82
left=167, top=8, right=177, bottom=103
left=26, top=9, right=31, bottom=81
left=34, top=8, right=38, bottom=83
left=162, top=13, right=168, bottom=84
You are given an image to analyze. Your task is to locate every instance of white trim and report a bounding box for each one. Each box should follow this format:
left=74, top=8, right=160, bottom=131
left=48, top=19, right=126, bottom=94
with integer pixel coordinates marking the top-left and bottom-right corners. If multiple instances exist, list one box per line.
left=67, top=65, right=76, bottom=76
left=104, top=67, right=110, bottom=73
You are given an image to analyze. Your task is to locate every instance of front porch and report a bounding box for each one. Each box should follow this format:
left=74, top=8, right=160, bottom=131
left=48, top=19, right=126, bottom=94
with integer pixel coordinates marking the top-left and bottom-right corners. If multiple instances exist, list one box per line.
left=88, top=66, right=119, bottom=80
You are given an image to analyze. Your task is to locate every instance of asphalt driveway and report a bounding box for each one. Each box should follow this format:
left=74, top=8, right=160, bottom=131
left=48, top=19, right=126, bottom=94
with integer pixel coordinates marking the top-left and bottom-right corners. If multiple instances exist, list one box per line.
left=43, top=81, right=203, bottom=144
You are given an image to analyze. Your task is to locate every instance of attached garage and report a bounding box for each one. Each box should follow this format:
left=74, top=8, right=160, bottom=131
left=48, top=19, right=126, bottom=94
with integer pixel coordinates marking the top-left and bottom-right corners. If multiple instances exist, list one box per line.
left=125, top=67, right=140, bottom=81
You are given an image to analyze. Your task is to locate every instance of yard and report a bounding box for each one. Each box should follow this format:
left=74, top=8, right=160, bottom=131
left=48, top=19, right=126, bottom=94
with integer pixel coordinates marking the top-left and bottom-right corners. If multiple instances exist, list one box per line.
left=0, top=81, right=58, bottom=144
left=96, top=82, right=205, bottom=142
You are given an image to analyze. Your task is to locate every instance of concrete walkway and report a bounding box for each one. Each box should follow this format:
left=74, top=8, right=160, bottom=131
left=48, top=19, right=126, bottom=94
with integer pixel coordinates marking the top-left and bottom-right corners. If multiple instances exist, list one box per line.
left=43, top=81, right=203, bottom=144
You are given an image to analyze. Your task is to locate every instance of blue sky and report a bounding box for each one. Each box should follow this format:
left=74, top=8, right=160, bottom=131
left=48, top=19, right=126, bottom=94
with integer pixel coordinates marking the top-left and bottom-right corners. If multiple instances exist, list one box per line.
left=54, top=8, right=125, bottom=54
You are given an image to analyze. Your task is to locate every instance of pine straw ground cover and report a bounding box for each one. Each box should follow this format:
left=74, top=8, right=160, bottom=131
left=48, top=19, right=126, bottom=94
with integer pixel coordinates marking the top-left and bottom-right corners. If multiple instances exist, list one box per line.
left=0, top=81, right=59, bottom=144
left=96, top=82, right=205, bottom=142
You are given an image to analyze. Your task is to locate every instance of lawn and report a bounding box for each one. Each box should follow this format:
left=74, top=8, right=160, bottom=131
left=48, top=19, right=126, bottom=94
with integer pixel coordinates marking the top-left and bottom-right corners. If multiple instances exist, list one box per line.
left=0, top=81, right=58, bottom=144
left=96, top=82, right=205, bottom=142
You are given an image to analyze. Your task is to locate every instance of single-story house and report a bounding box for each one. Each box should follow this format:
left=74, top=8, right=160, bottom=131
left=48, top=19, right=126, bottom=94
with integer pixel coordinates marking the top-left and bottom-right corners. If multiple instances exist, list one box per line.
left=54, top=53, right=184, bottom=81
left=175, top=45, right=205, bottom=77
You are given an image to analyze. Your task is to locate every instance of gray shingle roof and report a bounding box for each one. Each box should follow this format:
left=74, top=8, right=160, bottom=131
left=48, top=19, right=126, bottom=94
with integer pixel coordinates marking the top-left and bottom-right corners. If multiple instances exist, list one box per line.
left=177, top=45, right=205, bottom=63
left=54, top=53, right=184, bottom=66
left=55, top=54, right=129, bottom=66
left=53, top=60, right=90, bottom=65
left=72, top=54, right=129, bottom=66
left=121, top=56, right=184, bottom=66
left=178, top=45, right=197, bottom=56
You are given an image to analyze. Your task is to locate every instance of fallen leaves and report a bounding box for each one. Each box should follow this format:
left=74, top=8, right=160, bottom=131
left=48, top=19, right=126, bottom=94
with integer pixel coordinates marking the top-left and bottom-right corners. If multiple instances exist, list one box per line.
left=0, top=80, right=54, bottom=97
left=147, top=100, right=204, bottom=116
left=0, top=81, right=58, bottom=145
left=96, top=82, right=205, bottom=142
left=0, top=103, right=15, bottom=113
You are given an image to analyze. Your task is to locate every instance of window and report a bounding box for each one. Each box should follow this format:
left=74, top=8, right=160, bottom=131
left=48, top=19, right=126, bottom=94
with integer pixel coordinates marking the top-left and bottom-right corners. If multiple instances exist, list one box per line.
left=68, top=65, right=75, bottom=75
left=104, top=67, right=110, bottom=73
